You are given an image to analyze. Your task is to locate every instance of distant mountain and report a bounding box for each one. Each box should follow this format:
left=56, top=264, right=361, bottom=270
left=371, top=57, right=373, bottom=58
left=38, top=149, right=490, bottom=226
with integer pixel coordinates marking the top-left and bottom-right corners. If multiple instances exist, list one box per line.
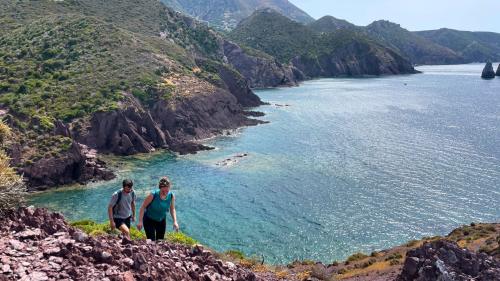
left=364, top=20, right=463, bottom=65
left=160, top=0, right=314, bottom=31
left=308, top=15, right=358, bottom=33
left=229, top=9, right=416, bottom=77
left=308, top=17, right=500, bottom=65
left=415, top=28, right=500, bottom=62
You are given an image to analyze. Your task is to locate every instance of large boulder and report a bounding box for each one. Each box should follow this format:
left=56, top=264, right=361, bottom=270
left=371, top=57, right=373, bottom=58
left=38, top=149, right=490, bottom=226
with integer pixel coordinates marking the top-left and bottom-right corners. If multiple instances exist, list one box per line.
left=481, top=62, right=496, bottom=79
left=496, top=64, right=500, bottom=76
left=398, top=240, right=500, bottom=281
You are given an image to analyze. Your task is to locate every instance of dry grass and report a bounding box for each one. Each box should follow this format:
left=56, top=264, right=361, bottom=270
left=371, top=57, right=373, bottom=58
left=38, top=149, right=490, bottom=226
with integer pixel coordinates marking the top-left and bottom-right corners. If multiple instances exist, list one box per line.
left=275, top=270, right=289, bottom=280
left=0, top=120, right=11, bottom=144
left=337, top=261, right=392, bottom=279
left=0, top=151, right=27, bottom=215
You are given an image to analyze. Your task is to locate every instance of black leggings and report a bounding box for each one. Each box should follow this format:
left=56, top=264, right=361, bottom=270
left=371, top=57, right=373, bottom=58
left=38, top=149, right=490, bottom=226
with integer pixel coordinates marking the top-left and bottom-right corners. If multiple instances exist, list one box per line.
left=143, top=215, right=166, bottom=241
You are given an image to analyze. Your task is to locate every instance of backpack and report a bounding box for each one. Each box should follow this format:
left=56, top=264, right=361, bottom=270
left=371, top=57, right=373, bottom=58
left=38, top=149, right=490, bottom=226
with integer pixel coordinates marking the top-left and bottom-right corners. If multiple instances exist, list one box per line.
left=112, top=189, right=135, bottom=215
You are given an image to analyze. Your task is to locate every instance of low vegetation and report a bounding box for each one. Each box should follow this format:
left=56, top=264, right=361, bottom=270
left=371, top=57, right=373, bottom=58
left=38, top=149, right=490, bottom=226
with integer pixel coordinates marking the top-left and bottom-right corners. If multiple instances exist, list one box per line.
left=70, top=219, right=199, bottom=246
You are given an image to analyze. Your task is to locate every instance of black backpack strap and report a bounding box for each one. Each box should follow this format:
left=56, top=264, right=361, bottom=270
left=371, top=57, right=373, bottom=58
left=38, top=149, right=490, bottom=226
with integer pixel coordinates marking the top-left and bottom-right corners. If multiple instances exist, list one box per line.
left=112, top=190, right=122, bottom=215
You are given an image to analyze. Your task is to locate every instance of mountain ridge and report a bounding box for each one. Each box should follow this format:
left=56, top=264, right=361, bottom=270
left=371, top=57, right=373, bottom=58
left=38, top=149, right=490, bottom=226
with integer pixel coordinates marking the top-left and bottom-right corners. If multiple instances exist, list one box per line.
left=229, top=9, right=416, bottom=77
left=160, top=0, right=314, bottom=31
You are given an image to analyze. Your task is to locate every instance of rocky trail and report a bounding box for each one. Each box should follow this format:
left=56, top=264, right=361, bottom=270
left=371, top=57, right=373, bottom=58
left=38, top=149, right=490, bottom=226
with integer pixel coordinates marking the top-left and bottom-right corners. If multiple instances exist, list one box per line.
left=1, top=208, right=499, bottom=281
left=0, top=208, right=276, bottom=281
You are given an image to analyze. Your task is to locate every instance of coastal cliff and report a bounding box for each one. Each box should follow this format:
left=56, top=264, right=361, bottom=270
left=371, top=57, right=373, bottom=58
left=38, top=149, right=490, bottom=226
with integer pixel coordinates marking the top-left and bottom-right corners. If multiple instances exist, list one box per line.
left=229, top=9, right=417, bottom=78
left=223, top=40, right=303, bottom=88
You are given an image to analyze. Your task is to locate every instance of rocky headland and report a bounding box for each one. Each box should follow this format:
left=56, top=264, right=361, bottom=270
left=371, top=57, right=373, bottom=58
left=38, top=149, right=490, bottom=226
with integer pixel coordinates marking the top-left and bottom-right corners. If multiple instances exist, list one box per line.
left=228, top=9, right=418, bottom=79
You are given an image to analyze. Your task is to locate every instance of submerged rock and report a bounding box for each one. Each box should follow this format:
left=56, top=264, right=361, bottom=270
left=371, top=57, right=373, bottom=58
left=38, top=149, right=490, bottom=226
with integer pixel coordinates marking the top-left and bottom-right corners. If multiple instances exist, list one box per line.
left=481, top=61, right=496, bottom=79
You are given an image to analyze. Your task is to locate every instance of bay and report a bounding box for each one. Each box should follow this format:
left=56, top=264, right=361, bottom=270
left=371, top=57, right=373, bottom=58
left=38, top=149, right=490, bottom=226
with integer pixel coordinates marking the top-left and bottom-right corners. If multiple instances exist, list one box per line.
left=30, top=64, right=500, bottom=263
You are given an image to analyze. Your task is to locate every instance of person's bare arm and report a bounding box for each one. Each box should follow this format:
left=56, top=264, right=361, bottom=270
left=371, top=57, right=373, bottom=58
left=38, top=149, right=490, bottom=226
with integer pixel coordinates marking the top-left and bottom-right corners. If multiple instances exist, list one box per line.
left=131, top=200, right=136, bottom=222
left=137, top=194, right=154, bottom=230
left=170, top=195, right=179, bottom=232
left=108, top=204, right=115, bottom=230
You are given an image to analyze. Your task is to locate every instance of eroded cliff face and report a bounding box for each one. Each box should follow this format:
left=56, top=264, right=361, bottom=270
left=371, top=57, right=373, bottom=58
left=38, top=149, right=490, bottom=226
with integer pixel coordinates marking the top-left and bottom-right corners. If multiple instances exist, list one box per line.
left=14, top=69, right=265, bottom=190
left=291, top=40, right=416, bottom=78
left=223, top=40, right=304, bottom=88
left=18, top=142, right=114, bottom=191
left=73, top=76, right=264, bottom=158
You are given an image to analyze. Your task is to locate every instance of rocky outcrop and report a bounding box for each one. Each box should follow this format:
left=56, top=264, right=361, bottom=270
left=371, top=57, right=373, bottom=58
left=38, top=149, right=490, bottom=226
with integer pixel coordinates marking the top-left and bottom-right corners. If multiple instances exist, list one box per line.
left=398, top=240, right=500, bottom=281
left=71, top=81, right=264, bottom=159
left=74, top=104, right=169, bottom=156
left=19, top=142, right=115, bottom=190
left=215, top=61, right=265, bottom=107
left=151, top=90, right=264, bottom=144
left=0, top=207, right=271, bottom=281
left=496, top=64, right=500, bottom=76
left=223, top=40, right=304, bottom=88
left=481, top=62, right=496, bottom=79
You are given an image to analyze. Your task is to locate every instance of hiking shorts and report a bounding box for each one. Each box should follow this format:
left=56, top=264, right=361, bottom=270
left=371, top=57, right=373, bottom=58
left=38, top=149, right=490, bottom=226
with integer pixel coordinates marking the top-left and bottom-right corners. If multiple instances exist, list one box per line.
left=113, top=216, right=131, bottom=229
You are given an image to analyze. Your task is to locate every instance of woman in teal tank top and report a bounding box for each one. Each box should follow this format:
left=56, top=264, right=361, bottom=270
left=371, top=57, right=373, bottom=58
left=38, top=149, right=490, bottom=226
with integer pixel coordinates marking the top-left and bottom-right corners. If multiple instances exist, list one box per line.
left=137, top=177, right=179, bottom=240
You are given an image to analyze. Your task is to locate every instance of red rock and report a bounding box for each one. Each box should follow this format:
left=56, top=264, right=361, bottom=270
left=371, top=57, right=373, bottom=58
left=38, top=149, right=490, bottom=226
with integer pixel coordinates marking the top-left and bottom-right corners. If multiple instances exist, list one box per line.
left=9, top=239, right=25, bottom=250
left=122, top=271, right=135, bottom=281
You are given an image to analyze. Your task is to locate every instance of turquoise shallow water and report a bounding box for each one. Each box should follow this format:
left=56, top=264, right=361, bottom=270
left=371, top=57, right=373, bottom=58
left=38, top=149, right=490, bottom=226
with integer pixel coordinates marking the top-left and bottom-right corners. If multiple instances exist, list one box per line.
left=30, top=64, right=500, bottom=264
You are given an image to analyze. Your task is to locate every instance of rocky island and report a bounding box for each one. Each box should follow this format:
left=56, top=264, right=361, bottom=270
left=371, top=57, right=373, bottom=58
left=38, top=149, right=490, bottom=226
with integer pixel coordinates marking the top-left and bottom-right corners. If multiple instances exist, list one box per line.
left=481, top=62, right=496, bottom=79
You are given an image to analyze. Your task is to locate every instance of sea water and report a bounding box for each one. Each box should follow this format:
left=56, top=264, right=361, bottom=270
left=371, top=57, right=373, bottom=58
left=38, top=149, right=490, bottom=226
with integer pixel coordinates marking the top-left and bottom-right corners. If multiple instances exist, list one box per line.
left=30, top=64, right=500, bottom=263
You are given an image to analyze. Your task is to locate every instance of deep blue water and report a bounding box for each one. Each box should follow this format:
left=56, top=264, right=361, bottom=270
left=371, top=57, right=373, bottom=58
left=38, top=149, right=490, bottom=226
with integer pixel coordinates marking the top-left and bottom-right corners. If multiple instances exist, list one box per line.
left=30, top=64, right=500, bottom=264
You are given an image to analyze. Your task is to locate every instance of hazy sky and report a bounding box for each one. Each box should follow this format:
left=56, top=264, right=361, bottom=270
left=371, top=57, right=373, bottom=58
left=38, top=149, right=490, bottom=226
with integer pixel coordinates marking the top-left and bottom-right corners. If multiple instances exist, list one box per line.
left=289, top=0, right=500, bottom=32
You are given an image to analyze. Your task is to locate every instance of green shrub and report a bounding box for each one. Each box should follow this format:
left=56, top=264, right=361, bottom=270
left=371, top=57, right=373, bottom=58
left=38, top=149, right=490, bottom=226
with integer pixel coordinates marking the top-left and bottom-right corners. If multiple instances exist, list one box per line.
left=71, top=219, right=146, bottom=239
left=406, top=240, right=419, bottom=247
left=385, top=252, right=403, bottom=261
left=347, top=252, right=368, bottom=262
left=165, top=232, right=198, bottom=246
left=224, top=250, right=246, bottom=260
left=390, top=259, right=401, bottom=266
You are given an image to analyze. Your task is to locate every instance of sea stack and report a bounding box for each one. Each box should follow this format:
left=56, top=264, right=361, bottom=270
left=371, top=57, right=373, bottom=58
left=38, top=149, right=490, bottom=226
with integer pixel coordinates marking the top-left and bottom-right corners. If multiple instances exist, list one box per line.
left=481, top=61, right=495, bottom=79
left=496, top=64, right=500, bottom=76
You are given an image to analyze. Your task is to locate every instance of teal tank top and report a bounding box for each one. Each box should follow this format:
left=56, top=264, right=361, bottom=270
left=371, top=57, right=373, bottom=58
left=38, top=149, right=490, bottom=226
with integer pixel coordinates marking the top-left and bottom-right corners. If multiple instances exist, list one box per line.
left=145, top=190, right=173, bottom=222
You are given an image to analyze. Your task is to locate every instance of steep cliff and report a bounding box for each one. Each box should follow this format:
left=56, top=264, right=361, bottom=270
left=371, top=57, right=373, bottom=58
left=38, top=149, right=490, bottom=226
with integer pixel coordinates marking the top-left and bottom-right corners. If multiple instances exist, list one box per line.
left=223, top=41, right=303, bottom=88
left=229, top=9, right=417, bottom=77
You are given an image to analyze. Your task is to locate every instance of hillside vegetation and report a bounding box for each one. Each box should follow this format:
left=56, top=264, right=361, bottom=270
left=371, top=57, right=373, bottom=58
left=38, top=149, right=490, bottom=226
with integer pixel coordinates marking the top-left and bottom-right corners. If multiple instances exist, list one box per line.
left=307, top=16, right=500, bottom=64
left=229, top=9, right=416, bottom=77
left=0, top=0, right=264, bottom=188
left=416, top=28, right=500, bottom=62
